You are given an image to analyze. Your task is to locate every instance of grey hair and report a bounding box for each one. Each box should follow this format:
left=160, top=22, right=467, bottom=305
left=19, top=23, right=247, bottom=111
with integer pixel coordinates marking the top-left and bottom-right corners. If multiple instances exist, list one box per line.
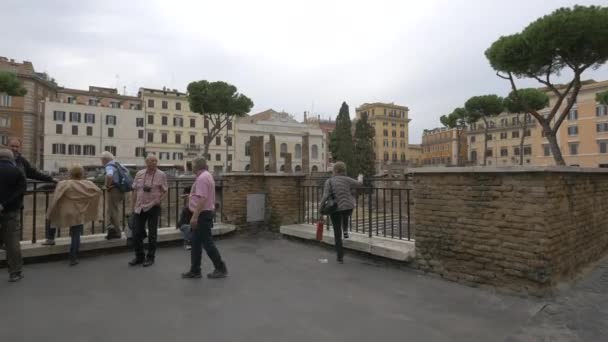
left=192, top=157, right=208, bottom=173
left=0, top=148, right=14, bottom=160
left=100, top=151, right=114, bottom=161
left=333, top=161, right=347, bottom=175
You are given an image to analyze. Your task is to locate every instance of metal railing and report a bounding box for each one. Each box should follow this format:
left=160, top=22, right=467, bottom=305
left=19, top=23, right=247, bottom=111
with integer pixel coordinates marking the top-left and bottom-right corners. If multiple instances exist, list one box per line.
left=298, top=177, right=413, bottom=240
left=18, top=179, right=223, bottom=243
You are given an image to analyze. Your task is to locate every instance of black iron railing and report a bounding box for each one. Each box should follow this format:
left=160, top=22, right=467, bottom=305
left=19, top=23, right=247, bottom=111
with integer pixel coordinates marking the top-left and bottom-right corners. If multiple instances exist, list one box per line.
left=19, top=179, right=223, bottom=243
left=298, top=177, right=414, bottom=240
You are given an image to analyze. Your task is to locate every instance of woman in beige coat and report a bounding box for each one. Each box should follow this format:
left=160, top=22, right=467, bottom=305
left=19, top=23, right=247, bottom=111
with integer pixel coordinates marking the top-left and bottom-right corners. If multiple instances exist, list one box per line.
left=46, top=164, right=102, bottom=265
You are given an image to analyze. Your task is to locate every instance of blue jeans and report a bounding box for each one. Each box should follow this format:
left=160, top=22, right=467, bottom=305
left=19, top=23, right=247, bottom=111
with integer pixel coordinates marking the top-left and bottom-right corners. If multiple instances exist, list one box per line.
left=190, top=211, right=224, bottom=274
left=69, top=225, right=83, bottom=259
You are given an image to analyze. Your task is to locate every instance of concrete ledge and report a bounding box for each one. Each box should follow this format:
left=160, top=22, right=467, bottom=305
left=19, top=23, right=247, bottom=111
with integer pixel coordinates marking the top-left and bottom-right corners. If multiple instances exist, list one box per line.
left=409, top=166, right=608, bottom=174
left=280, top=224, right=415, bottom=262
left=0, top=224, right=236, bottom=261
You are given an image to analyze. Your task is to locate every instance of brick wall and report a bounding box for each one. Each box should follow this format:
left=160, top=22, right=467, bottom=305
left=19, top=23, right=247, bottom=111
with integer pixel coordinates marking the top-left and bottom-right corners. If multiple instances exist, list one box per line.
left=222, top=174, right=304, bottom=228
left=412, top=168, right=608, bottom=296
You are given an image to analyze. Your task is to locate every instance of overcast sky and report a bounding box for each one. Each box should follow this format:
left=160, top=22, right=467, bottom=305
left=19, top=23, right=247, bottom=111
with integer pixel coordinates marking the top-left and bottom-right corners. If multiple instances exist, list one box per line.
left=2, top=0, right=607, bottom=143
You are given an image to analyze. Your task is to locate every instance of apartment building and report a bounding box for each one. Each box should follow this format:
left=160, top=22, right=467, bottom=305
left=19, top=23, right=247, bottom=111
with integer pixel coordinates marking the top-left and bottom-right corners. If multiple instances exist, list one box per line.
left=139, top=88, right=234, bottom=174
left=421, top=127, right=467, bottom=166
left=355, top=102, right=410, bottom=171
left=44, top=86, right=145, bottom=172
left=407, top=144, right=423, bottom=167
left=304, top=112, right=335, bottom=170
left=0, top=57, right=58, bottom=167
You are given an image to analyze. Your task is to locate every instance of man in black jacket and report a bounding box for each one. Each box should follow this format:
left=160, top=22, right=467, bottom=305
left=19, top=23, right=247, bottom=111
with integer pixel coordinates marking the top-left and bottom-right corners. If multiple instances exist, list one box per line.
left=0, top=148, right=27, bottom=282
left=7, top=138, right=58, bottom=246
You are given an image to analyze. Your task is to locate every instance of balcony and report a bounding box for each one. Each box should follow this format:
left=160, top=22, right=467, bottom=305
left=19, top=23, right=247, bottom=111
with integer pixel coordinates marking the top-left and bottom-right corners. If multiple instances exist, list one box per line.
left=185, top=144, right=202, bottom=151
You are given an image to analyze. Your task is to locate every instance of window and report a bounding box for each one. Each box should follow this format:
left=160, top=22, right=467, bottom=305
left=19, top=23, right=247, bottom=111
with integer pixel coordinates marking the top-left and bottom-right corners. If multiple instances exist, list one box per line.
left=110, top=101, right=120, bottom=109
left=52, top=143, right=66, bottom=155
left=226, top=136, right=232, bottom=147
left=162, top=116, right=168, bottom=126
left=161, top=133, right=167, bottom=143
left=72, top=125, right=78, bottom=135
left=245, top=142, right=251, bottom=156
left=599, top=140, right=608, bottom=154
left=148, top=100, right=155, bottom=108
left=66, top=96, right=75, bottom=104
left=228, top=154, right=232, bottom=161
left=136, top=118, right=144, bottom=127
left=524, top=129, right=531, bottom=137
left=392, top=153, right=398, bottom=161
left=138, top=130, right=144, bottom=139
left=54, top=124, right=62, bottom=134
left=514, top=147, right=520, bottom=156
left=53, top=111, right=66, bottom=121
left=108, top=128, right=114, bottom=137
left=147, top=132, right=154, bottom=143
left=106, top=115, right=116, bottom=125
left=162, top=101, right=168, bottom=109
left=384, top=109, right=387, bottom=116
left=568, top=108, right=578, bottom=120
left=216, top=154, right=221, bottom=161
left=85, top=113, right=95, bottom=124
left=175, top=134, right=181, bottom=144
left=523, top=146, right=532, bottom=155
left=135, top=147, right=146, bottom=157
left=0, top=94, right=12, bottom=107
left=543, top=144, right=551, bottom=157
left=87, top=127, right=93, bottom=136
left=392, top=123, right=397, bottom=127
left=104, top=146, right=117, bottom=156
left=203, top=136, right=209, bottom=145
left=512, top=131, right=519, bottom=138
left=597, top=105, right=608, bottom=117
left=190, top=135, right=196, bottom=144
left=500, top=148, right=508, bottom=157
left=227, top=121, right=232, bottom=130
left=204, top=119, right=209, bottom=129
left=176, top=102, right=182, bottom=110
left=88, top=98, right=98, bottom=106
left=400, top=131, right=406, bottom=138
left=471, top=150, right=477, bottom=162
left=567, top=126, right=578, bottom=136
left=392, top=140, right=397, bottom=148
left=486, top=149, right=493, bottom=157
left=383, top=130, right=388, bottom=137
left=68, top=144, right=81, bottom=155
left=384, top=152, right=389, bottom=161
left=487, top=134, right=493, bottom=141
left=500, top=132, right=507, bottom=140
left=295, top=144, right=302, bottom=159
left=569, top=143, right=579, bottom=155
left=401, top=153, right=406, bottom=161
left=471, top=136, right=476, bottom=143
left=83, top=145, right=96, bottom=156
left=312, top=145, right=319, bottom=159
left=216, top=136, right=221, bottom=146
left=69, top=112, right=81, bottom=123
left=148, top=115, right=154, bottom=125
left=190, top=118, right=196, bottom=128
left=173, top=117, right=183, bottom=127
left=392, top=130, right=397, bottom=138
left=597, top=123, right=608, bottom=132
left=280, top=143, right=288, bottom=157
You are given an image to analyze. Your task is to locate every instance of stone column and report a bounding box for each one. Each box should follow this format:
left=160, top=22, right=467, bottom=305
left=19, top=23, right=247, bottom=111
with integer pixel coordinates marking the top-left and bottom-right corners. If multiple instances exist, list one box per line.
left=250, top=136, right=265, bottom=173
left=302, top=134, right=310, bottom=175
left=283, top=153, right=293, bottom=173
left=268, top=134, right=277, bottom=173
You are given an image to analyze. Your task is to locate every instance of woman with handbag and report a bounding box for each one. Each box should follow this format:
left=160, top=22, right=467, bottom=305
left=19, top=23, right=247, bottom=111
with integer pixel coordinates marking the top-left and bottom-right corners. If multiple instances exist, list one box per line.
left=320, top=161, right=363, bottom=263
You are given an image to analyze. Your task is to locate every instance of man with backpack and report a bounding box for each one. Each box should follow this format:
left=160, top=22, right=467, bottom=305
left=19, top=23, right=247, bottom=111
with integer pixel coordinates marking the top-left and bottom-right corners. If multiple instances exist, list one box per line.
left=101, top=151, right=133, bottom=240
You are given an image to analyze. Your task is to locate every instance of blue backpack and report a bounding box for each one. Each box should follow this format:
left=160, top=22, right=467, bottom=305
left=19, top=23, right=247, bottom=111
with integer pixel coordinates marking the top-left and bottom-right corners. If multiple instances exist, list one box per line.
left=110, top=162, right=133, bottom=192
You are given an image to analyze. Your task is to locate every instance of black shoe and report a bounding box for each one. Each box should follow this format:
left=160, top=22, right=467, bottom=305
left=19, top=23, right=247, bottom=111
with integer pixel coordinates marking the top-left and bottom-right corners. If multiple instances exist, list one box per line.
left=105, top=231, right=122, bottom=240
left=9, top=272, right=23, bottom=282
left=343, top=233, right=349, bottom=239
left=69, top=258, right=79, bottom=266
left=181, top=271, right=202, bottom=279
left=129, top=258, right=144, bottom=266
left=42, top=239, right=56, bottom=246
left=143, top=259, right=154, bottom=267
left=207, top=269, right=228, bottom=279
left=337, top=258, right=344, bottom=264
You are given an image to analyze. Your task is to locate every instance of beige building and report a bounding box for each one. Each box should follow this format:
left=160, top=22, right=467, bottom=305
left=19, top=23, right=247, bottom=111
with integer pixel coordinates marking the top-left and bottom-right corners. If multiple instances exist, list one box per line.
left=355, top=102, right=410, bottom=171
left=139, top=88, right=234, bottom=174
left=407, top=144, right=423, bottom=167
left=467, top=79, right=608, bottom=168
left=421, top=127, right=468, bottom=166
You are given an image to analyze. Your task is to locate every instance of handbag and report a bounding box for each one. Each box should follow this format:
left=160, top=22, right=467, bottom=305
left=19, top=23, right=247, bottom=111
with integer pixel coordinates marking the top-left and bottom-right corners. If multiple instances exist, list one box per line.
left=320, top=178, right=338, bottom=215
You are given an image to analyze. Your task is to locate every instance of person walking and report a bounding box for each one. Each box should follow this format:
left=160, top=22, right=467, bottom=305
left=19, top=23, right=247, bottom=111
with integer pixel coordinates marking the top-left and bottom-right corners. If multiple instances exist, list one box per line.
left=129, top=154, right=167, bottom=267
left=100, top=151, right=127, bottom=240
left=0, top=148, right=27, bottom=282
left=182, top=157, right=227, bottom=279
left=46, top=164, right=102, bottom=266
left=6, top=137, right=58, bottom=246
left=320, top=161, right=363, bottom=263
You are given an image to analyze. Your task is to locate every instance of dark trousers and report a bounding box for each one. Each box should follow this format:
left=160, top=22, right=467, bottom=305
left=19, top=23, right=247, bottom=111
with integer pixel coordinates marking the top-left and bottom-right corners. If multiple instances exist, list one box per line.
left=0, top=211, right=23, bottom=275
left=69, top=225, right=83, bottom=259
left=45, top=221, right=57, bottom=240
left=190, top=211, right=224, bottom=274
left=329, top=209, right=353, bottom=261
left=133, top=206, right=160, bottom=261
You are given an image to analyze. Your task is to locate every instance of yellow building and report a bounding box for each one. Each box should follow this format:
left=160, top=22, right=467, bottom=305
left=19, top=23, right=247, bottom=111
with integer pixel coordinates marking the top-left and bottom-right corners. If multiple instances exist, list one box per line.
left=355, top=102, right=410, bottom=171
left=421, top=127, right=467, bottom=166
left=467, top=79, right=608, bottom=168
left=407, top=144, right=422, bottom=167
left=139, top=88, right=235, bottom=174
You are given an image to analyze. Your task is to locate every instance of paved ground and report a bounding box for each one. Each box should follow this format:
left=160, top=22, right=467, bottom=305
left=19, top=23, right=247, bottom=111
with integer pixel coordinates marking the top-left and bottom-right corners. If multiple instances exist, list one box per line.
left=0, top=235, right=605, bottom=341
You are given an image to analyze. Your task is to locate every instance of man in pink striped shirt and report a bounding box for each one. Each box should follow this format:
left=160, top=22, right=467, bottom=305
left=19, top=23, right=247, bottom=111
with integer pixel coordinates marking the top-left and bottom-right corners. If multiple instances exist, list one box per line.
left=182, top=157, right=227, bottom=279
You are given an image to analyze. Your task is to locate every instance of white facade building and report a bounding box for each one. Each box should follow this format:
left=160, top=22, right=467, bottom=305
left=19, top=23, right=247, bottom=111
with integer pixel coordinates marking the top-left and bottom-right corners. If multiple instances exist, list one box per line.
left=233, top=110, right=325, bottom=172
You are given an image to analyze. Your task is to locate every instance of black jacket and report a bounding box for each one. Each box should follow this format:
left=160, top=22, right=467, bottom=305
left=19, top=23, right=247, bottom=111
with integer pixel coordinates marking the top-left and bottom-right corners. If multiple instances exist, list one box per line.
left=14, top=154, right=55, bottom=183
left=0, top=160, right=27, bottom=212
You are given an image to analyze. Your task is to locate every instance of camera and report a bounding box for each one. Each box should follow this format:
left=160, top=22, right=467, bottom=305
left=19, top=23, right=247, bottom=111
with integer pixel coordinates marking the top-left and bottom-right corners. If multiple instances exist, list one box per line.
left=143, top=186, right=152, bottom=193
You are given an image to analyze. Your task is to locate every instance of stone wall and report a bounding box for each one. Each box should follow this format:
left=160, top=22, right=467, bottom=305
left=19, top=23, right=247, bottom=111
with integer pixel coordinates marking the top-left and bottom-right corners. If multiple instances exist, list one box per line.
left=412, top=167, right=608, bottom=296
left=222, top=174, right=304, bottom=228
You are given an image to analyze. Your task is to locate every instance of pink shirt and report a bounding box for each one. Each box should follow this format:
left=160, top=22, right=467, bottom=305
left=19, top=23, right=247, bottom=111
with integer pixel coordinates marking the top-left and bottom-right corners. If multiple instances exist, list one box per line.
left=133, top=169, right=168, bottom=214
left=189, top=170, right=215, bottom=212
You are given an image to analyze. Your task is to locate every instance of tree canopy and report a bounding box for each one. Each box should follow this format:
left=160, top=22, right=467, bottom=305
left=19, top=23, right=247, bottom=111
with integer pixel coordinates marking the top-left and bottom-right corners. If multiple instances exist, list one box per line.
left=330, top=102, right=354, bottom=176
left=353, top=114, right=375, bottom=182
left=464, top=95, right=504, bottom=119
left=0, top=72, right=27, bottom=96
left=503, top=88, right=549, bottom=114
left=598, top=91, right=608, bottom=105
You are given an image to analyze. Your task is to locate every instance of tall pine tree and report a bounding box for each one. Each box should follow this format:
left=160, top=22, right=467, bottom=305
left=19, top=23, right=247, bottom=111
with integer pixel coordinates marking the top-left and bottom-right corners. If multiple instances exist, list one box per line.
left=353, top=114, right=375, bottom=184
left=329, top=102, right=354, bottom=176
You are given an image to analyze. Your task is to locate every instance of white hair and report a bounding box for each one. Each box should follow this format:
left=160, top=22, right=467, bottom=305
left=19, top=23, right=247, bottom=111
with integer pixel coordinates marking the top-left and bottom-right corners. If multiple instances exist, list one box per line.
left=100, top=151, right=115, bottom=161
left=0, top=148, right=14, bottom=160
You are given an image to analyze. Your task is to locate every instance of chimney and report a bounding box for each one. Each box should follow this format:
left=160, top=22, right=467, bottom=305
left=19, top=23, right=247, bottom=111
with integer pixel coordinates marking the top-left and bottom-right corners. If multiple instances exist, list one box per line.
left=304, top=111, right=307, bottom=122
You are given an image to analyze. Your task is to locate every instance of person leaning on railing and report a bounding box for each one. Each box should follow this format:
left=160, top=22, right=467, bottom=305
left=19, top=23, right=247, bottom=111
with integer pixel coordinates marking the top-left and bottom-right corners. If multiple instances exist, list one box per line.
left=0, top=148, right=27, bottom=282
left=46, top=164, right=102, bottom=266
left=320, top=161, right=363, bottom=264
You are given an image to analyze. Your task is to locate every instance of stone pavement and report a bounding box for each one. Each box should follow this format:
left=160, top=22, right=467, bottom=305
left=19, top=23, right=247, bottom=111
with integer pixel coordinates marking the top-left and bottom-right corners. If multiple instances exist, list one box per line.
left=0, top=234, right=605, bottom=341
